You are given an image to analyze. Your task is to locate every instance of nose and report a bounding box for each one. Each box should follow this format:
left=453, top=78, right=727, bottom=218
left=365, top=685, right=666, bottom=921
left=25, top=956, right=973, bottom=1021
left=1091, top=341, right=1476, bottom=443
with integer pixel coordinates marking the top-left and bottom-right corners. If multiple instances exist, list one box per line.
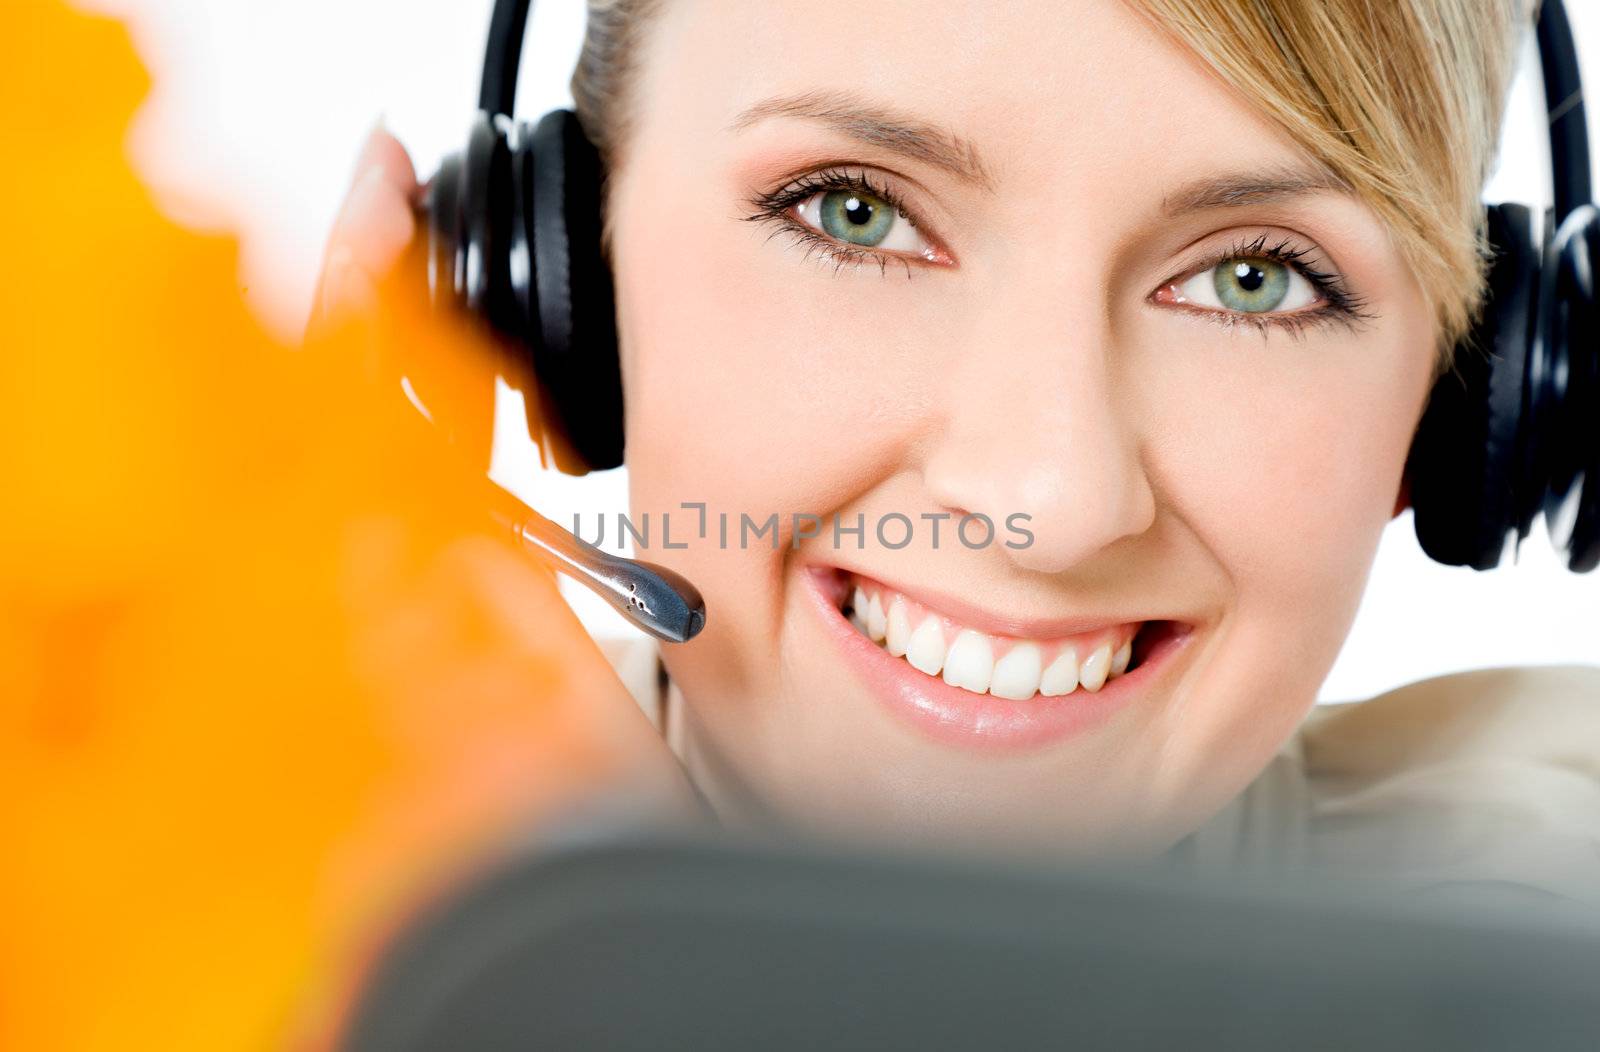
left=920, top=299, right=1156, bottom=575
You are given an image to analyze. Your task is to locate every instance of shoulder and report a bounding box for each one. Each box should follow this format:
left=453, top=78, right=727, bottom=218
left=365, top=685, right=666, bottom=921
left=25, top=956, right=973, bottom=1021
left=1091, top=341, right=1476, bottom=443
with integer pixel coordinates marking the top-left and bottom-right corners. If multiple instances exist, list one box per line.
left=1302, top=664, right=1600, bottom=777
left=1293, top=665, right=1600, bottom=905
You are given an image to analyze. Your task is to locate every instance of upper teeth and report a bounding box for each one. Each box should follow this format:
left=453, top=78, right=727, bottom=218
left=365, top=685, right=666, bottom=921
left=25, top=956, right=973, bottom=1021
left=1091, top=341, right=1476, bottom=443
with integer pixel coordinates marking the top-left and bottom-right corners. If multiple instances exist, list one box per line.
left=844, top=579, right=1138, bottom=700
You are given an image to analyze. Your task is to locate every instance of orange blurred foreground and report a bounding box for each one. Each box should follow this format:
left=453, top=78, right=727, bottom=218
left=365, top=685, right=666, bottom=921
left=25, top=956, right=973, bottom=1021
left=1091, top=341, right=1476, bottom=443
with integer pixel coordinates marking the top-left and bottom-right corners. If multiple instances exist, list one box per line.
left=0, top=4, right=672, bottom=1048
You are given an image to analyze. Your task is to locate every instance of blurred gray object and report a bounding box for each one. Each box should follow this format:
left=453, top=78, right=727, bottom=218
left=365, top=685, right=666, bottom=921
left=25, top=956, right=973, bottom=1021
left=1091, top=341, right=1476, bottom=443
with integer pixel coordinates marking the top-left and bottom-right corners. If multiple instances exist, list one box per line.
left=341, top=831, right=1600, bottom=1050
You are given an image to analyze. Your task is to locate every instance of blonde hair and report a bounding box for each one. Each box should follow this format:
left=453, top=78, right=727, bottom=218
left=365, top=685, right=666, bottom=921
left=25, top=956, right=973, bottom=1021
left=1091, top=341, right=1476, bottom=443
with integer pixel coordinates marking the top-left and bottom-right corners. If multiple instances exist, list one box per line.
left=573, top=0, right=1532, bottom=366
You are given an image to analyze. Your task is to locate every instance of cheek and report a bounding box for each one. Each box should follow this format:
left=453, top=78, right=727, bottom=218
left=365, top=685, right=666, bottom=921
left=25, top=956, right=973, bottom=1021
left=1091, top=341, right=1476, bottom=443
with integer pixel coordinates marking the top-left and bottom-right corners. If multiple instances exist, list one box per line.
left=609, top=160, right=948, bottom=536
left=607, top=164, right=935, bottom=700
left=1139, top=319, right=1434, bottom=629
left=1131, top=319, right=1436, bottom=813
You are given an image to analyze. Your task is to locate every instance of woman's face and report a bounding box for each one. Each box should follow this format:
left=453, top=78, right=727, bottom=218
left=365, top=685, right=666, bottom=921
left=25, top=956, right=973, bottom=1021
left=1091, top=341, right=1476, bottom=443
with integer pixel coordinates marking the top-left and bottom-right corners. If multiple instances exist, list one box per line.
left=608, top=0, right=1436, bottom=855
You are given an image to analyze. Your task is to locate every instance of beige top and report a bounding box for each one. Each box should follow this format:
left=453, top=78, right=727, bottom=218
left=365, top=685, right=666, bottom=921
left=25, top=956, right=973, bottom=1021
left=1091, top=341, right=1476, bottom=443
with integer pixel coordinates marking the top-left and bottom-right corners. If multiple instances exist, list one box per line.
left=599, top=638, right=1600, bottom=907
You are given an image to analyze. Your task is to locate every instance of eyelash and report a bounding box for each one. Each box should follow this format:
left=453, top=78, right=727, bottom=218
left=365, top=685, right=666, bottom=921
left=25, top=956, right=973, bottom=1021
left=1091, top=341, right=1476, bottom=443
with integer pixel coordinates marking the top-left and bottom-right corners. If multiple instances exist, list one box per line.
left=743, top=170, right=1376, bottom=337
left=742, top=166, right=927, bottom=278
left=1167, top=233, right=1376, bottom=339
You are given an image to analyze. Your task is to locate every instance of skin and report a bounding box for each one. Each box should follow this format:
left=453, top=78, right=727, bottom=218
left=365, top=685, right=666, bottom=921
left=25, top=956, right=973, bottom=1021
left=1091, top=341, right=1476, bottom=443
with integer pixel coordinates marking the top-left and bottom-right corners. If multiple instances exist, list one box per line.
left=323, top=0, right=1438, bottom=860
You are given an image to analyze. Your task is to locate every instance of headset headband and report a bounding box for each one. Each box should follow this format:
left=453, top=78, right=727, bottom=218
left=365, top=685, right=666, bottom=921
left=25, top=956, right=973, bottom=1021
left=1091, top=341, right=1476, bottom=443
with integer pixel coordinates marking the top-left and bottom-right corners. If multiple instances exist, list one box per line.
left=1538, top=0, right=1591, bottom=221
left=480, top=0, right=533, bottom=118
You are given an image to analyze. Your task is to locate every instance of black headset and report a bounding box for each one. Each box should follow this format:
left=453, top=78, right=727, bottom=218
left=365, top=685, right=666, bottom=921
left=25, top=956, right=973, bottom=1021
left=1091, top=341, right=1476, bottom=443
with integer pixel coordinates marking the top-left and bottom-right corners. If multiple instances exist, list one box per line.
left=421, top=0, right=1598, bottom=573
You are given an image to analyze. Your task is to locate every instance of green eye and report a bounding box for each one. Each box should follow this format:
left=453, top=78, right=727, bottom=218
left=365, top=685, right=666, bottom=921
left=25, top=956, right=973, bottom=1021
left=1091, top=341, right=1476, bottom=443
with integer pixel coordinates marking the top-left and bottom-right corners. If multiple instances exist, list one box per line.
left=1213, top=257, right=1290, bottom=313
left=818, top=190, right=896, bottom=247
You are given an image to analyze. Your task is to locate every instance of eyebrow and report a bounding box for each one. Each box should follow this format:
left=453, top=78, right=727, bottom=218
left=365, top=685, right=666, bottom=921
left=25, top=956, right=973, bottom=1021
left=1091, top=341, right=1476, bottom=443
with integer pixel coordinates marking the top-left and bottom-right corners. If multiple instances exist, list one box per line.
left=1159, top=166, right=1351, bottom=216
left=729, top=93, right=1346, bottom=216
left=728, top=89, right=997, bottom=192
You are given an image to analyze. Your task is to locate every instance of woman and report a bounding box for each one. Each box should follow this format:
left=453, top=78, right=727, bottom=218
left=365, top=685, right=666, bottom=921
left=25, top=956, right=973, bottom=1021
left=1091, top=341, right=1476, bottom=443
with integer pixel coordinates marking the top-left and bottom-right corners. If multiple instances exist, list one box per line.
left=318, top=0, right=1600, bottom=901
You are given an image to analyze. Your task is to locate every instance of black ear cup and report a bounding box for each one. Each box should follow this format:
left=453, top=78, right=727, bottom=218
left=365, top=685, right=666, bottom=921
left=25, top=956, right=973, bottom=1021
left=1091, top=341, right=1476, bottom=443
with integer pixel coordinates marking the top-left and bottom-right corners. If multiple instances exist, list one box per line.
left=1409, top=204, right=1544, bottom=569
left=522, top=109, right=624, bottom=474
left=425, top=114, right=518, bottom=325
left=1411, top=201, right=1600, bottom=573
left=421, top=109, right=624, bottom=475
left=1537, top=206, right=1599, bottom=571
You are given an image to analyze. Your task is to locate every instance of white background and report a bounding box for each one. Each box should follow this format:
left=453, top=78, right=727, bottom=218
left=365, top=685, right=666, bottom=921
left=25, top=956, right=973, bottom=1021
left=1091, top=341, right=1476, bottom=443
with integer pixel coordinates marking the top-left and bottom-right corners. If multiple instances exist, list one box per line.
left=83, top=0, right=1599, bottom=701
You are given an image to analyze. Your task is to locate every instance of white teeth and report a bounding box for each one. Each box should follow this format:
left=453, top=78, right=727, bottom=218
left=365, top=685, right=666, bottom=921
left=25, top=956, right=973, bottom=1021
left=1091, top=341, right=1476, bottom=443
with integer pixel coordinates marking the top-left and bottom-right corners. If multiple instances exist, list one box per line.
left=1040, top=647, right=1079, bottom=697
left=905, top=616, right=947, bottom=677
left=1111, top=638, right=1132, bottom=677
left=989, top=642, right=1042, bottom=701
left=842, top=577, right=1141, bottom=700
left=942, top=629, right=994, bottom=694
left=885, top=597, right=911, bottom=657
left=866, top=592, right=887, bottom=643
left=1080, top=642, right=1112, bottom=692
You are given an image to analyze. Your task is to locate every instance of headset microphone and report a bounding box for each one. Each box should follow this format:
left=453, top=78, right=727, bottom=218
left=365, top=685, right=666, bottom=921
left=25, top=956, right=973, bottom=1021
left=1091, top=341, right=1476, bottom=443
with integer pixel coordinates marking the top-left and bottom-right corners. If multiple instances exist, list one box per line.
left=484, top=477, right=706, bottom=644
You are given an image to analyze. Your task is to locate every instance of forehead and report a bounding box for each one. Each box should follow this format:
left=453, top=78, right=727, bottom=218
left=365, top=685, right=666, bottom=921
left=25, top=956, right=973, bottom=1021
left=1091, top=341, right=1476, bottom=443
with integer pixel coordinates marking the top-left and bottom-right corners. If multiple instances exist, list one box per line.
left=639, top=0, right=1315, bottom=197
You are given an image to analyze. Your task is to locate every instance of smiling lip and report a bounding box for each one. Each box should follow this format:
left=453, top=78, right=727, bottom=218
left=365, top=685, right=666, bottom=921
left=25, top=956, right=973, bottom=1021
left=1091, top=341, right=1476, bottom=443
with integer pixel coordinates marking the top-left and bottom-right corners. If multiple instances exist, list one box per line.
left=805, top=566, right=1192, bottom=753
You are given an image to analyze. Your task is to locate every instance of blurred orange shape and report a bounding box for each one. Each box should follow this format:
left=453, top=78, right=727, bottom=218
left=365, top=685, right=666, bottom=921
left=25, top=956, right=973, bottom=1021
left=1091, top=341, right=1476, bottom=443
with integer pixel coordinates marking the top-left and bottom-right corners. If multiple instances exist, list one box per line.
left=0, top=4, right=678, bottom=1049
